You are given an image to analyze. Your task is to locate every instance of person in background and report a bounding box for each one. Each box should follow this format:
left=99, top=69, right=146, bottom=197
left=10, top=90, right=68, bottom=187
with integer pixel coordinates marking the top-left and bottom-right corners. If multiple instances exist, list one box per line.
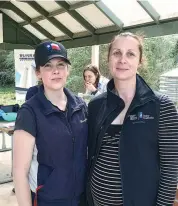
left=25, top=85, right=38, bottom=101
left=86, top=32, right=178, bottom=206
left=25, top=62, right=39, bottom=101
left=83, top=64, right=109, bottom=96
left=13, top=41, right=88, bottom=206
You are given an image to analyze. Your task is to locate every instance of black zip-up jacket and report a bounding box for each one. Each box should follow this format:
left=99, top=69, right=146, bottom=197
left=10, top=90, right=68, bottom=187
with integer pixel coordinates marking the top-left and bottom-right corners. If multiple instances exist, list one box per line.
left=86, top=75, right=178, bottom=206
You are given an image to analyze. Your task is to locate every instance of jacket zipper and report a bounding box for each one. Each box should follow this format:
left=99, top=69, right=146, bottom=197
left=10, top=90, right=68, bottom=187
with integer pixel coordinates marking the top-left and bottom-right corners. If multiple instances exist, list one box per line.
left=63, top=111, right=76, bottom=198
left=118, top=98, right=153, bottom=205
left=70, top=107, right=84, bottom=198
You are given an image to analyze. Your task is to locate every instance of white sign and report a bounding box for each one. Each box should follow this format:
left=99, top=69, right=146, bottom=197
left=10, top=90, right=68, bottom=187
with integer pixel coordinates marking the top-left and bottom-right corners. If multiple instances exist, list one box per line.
left=14, top=50, right=38, bottom=101
left=0, top=14, right=3, bottom=43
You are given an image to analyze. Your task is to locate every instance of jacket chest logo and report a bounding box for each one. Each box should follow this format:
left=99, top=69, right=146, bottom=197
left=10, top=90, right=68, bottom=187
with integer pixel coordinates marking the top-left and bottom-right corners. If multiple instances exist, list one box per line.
left=80, top=118, right=87, bottom=123
left=129, top=112, right=154, bottom=124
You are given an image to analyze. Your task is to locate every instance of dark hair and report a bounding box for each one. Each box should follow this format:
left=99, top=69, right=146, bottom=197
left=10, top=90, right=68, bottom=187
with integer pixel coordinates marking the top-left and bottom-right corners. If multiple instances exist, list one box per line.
left=34, top=66, right=42, bottom=84
left=83, top=64, right=100, bottom=88
left=35, top=66, right=40, bottom=72
left=108, top=32, right=144, bottom=63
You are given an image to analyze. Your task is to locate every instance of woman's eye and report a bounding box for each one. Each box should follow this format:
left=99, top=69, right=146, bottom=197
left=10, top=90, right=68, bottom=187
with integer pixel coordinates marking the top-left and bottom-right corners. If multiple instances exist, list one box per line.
left=113, top=51, right=120, bottom=56
left=57, top=63, right=66, bottom=68
left=45, top=64, right=51, bottom=67
left=128, top=52, right=134, bottom=56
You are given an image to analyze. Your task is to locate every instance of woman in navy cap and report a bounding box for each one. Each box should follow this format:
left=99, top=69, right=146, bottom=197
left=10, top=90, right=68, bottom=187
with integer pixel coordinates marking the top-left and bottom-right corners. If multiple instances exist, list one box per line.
left=13, top=41, right=88, bottom=206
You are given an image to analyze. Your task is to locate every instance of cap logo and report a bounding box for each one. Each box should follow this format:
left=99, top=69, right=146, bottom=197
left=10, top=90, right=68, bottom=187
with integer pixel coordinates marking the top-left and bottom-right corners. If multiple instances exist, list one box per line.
left=51, top=43, right=60, bottom=50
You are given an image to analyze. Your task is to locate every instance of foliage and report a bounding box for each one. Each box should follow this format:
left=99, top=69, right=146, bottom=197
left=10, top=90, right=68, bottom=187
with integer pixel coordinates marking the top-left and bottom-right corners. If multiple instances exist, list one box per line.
left=0, top=50, right=15, bottom=86
left=172, top=39, right=178, bottom=64
left=66, top=75, right=83, bottom=94
left=139, top=35, right=178, bottom=90
left=67, top=46, right=91, bottom=94
left=99, top=44, right=110, bottom=79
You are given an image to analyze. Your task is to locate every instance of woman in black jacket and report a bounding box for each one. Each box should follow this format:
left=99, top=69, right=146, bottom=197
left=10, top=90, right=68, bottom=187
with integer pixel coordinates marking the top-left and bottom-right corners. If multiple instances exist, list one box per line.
left=86, top=32, right=178, bottom=206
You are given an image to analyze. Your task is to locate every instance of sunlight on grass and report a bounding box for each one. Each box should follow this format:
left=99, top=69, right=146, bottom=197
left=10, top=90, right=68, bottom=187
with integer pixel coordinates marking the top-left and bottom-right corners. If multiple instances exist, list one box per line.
left=0, top=87, right=24, bottom=106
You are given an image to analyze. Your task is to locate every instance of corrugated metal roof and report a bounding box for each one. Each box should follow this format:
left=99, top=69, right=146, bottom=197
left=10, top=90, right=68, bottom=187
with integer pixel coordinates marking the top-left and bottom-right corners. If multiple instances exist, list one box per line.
left=76, top=4, right=114, bottom=29
left=0, top=0, right=178, bottom=49
left=54, top=12, right=86, bottom=33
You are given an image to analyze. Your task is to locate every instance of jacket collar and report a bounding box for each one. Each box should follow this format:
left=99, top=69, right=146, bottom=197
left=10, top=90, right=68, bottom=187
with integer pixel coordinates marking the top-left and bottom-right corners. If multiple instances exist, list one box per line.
left=36, top=85, right=84, bottom=115
left=107, top=74, right=155, bottom=108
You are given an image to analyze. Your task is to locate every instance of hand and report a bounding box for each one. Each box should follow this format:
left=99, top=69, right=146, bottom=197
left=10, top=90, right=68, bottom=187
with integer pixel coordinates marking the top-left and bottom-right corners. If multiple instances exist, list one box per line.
left=85, top=82, right=97, bottom=93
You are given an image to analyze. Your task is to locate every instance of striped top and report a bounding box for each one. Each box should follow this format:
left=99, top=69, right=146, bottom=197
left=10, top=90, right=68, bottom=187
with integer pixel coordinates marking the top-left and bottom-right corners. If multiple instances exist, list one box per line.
left=157, top=95, right=178, bottom=205
left=91, top=124, right=123, bottom=206
left=91, top=95, right=178, bottom=206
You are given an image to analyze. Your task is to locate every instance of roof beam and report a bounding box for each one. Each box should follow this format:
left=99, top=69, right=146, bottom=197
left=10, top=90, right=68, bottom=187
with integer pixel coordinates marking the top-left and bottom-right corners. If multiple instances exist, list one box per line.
left=94, top=1, right=124, bottom=30
left=55, top=1, right=95, bottom=34
left=69, top=0, right=98, bottom=10
left=61, top=19, right=178, bottom=48
left=1, top=11, right=40, bottom=45
left=55, top=31, right=90, bottom=42
left=4, top=2, right=54, bottom=40
left=0, top=1, right=7, bottom=8
left=137, top=0, right=160, bottom=23
left=0, top=42, right=35, bottom=50
left=25, top=1, right=73, bottom=39
left=20, top=8, right=66, bottom=26
left=20, top=1, right=98, bottom=26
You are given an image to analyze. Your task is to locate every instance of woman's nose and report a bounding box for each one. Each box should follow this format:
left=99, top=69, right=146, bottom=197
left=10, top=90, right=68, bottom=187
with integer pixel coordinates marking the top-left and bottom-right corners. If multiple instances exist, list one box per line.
left=53, top=68, right=60, bottom=74
left=119, top=55, right=126, bottom=63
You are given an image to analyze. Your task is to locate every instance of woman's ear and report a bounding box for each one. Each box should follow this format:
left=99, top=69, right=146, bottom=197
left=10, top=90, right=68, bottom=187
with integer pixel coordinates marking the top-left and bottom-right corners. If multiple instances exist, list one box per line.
left=66, top=65, right=70, bottom=77
left=35, top=70, right=42, bottom=81
left=138, top=57, right=146, bottom=73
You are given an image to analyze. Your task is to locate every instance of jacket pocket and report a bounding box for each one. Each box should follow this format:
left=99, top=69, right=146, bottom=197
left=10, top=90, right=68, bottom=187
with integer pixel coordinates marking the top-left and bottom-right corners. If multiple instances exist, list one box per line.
left=38, top=168, right=74, bottom=200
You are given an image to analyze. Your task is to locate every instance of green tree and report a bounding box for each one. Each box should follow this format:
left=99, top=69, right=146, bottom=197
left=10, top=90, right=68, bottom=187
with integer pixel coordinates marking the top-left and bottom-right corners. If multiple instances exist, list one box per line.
left=171, top=39, right=178, bottom=64
left=0, top=50, right=14, bottom=86
left=99, top=44, right=110, bottom=79
left=66, top=46, right=91, bottom=94
left=139, top=36, right=178, bottom=90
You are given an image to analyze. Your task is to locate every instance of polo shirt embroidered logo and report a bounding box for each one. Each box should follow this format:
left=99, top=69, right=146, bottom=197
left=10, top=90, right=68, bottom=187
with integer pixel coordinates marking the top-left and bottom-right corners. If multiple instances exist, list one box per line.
left=80, top=118, right=87, bottom=123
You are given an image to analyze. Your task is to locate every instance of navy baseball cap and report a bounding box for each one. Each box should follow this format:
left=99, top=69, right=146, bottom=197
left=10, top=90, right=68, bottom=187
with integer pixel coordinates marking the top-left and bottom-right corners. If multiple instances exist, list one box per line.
left=35, top=41, right=71, bottom=68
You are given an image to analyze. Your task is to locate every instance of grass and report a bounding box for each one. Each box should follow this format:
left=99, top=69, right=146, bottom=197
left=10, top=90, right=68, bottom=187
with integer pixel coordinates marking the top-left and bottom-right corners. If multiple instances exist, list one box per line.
left=0, top=87, right=24, bottom=106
